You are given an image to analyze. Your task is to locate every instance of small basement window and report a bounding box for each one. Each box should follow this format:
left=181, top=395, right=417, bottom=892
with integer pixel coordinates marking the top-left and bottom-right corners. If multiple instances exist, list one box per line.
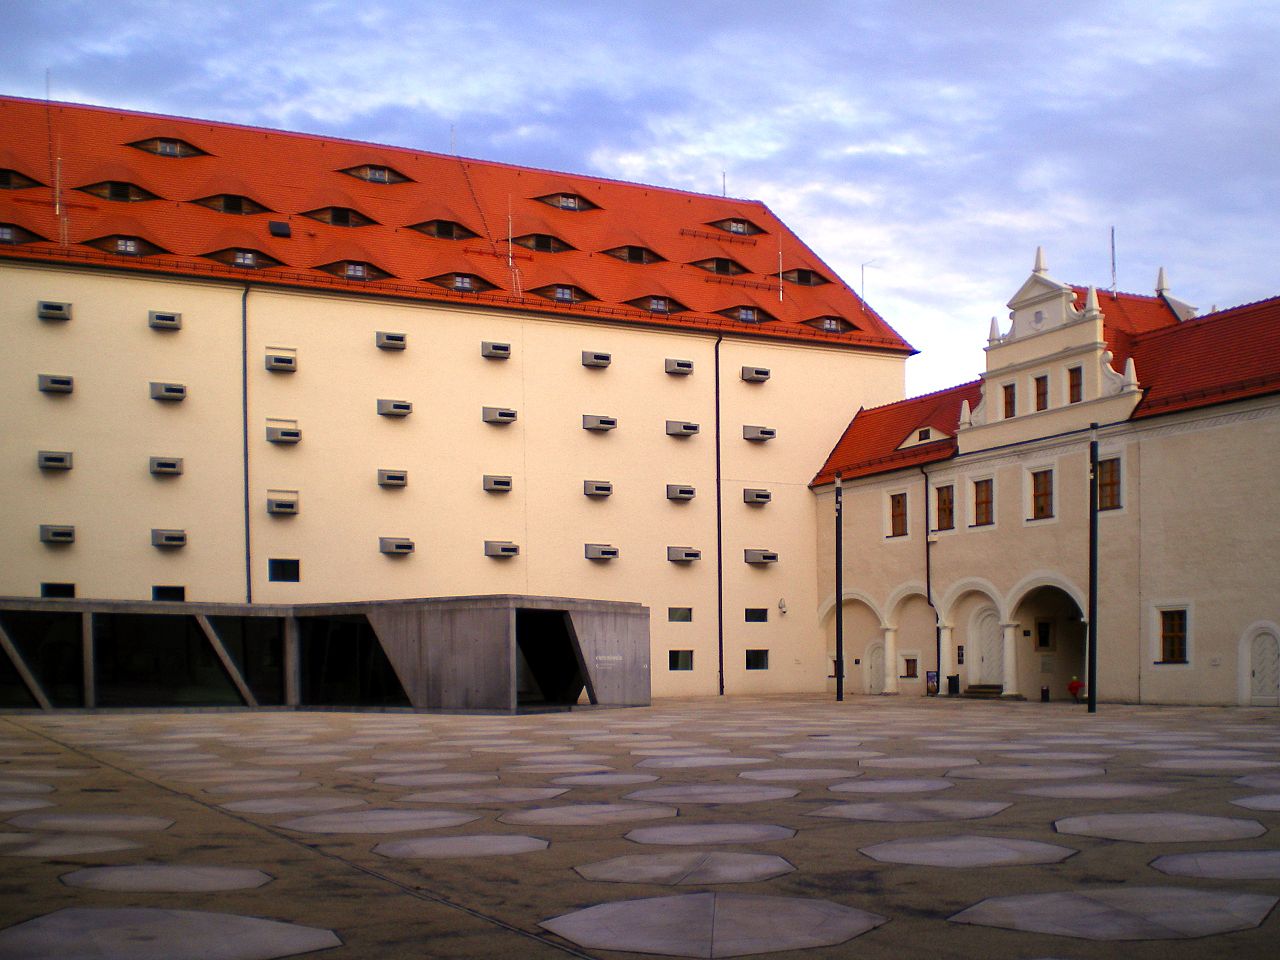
left=40, top=582, right=76, bottom=598
left=745, top=608, right=768, bottom=623
left=268, top=558, right=300, bottom=582
left=745, top=650, right=770, bottom=670
left=668, top=607, right=693, bottom=622
left=152, top=585, right=186, bottom=601
left=668, top=650, right=694, bottom=671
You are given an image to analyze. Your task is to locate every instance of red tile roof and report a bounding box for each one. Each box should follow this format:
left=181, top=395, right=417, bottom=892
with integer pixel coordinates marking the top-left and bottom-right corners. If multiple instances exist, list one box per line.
left=814, top=290, right=1280, bottom=485
left=0, top=96, right=912, bottom=355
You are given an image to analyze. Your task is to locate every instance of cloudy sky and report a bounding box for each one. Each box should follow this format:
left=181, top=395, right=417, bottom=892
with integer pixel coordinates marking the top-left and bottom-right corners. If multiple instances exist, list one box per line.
left=5, top=0, right=1277, bottom=394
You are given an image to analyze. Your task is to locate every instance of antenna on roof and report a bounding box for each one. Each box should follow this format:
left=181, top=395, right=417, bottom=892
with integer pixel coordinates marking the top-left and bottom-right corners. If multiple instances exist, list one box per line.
left=43, top=68, right=68, bottom=246
left=1110, top=226, right=1117, bottom=295
left=722, top=171, right=726, bottom=197
left=777, top=234, right=784, bottom=303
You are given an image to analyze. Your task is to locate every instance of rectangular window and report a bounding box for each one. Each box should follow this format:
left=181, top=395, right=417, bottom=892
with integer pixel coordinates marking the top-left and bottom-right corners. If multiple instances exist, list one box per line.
left=1160, top=609, right=1188, bottom=663
left=902, top=657, right=918, bottom=679
left=745, top=649, right=769, bottom=670
left=1098, top=458, right=1122, bottom=510
left=668, top=650, right=693, bottom=671
left=1035, top=620, right=1054, bottom=651
left=745, top=608, right=768, bottom=623
left=1035, top=375, right=1049, bottom=411
left=973, top=478, right=994, bottom=526
left=889, top=492, right=908, bottom=537
left=668, top=607, right=693, bottom=623
left=935, top=485, right=955, bottom=531
left=1068, top=366, right=1083, bottom=404
left=40, top=582, right=75, bottom=598
left=1031, top=469, right=1054, bottom=520
left=1003, top=383, right=1016, bottom=418
left=151, top=585, right=185, bottom=601
left=268, top=558, right=300, bottom=582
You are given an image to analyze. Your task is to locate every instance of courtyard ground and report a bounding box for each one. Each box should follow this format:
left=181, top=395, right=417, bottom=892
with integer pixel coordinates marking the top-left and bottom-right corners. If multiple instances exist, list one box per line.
left=0, top=695, right=1278, bottom=959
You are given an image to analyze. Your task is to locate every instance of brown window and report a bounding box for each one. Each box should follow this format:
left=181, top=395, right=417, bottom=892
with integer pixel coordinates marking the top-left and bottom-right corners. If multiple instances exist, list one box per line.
left=935, top=484, right=955, bottom=531
left=1097, top=458, right=1121, bottom=510
left=973, top=479, right=994, bottom=526
left=1035, top=621, right=1054, bottom=651
left=1068, top=366, right=1083, bottom=403
left=1160, top=609, right=1187, bottom=663
left=902, top=657, right=919, bottom=679
left=1035, top=375, right=1049, bottom=411
left=1031, top=469, right=1054, bottom=519
left=1003, top=383, right=1016, bottom=418
left=889, top=493, right=907, bottom=537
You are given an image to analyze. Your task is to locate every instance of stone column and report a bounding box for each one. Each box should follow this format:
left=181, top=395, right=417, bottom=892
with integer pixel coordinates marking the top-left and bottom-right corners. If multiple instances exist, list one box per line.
left=882, top=626, right=899, bottom=694
left=284, top=616, right=301, bottom=707
left=938, top=624, right=955, bottom=692
left=1001, top=622, right=1020, bottom=697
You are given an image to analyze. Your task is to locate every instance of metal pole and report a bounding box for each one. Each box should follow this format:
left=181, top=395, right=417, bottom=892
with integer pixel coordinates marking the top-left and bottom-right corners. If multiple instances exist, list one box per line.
left=834, top=472, right=845, bottom=701
left=1088, top=424, right=1099, bottom=713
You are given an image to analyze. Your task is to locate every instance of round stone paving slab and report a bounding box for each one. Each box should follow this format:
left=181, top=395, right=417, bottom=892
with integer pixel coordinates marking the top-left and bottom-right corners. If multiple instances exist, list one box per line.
left=0, top=798, right=53, bottom=814
left=813, top=800, right=1010, bottom=822
left=637, top=756, right=769, bottom=770
left=2, top=835, right=142, bottom=857
left=375, top=834, right=548, bottom=859
left=1055, top=812, right=1265, bottom=843
left=949, top=887, right=1277, bottom=940
left=1151, top=850, right=1280, bottom=880
left=0, top=907, right=341, bottom=959
left=7, top=812, right=172, bottom=832
left=279, top=809, right=479, bottom=834
left=576, top=851, right=794, bottom=885
left=1236, top=773, right=1280, bottom=790
left=60, top=865, right=272, bottom=892
left=541, top=892, right=886, bottom=958
left=626, top=823, right=795, bottom=845
left=861, top=756, right=978, bottom=770
left=1144, top=758, right=1280, bottom=772
left=947, top=764, right=1105, bottom=780
left=219, top=797, right=367, bottom=815
left=0, top=780, right=54, bottom=794
left=829, top=777, right=953, bottom=795
left=623, top=784, right=797, bottom=804
left=376, top=772, right=498, bottom=787
left=860, top=834, right=1076, bottom=867
left=397, top=787, right=567, bottom=804
left=1017, top=783, right=1178, bottom=799
left=551, top=773, right=658, bottom=786
left=738, top=768, right=857, bottom=782
left=1229, top=793, right=1280, bottom=811
left=500, top=803, right=676, bottom=826
left=206, top=781, right=321, bottom=796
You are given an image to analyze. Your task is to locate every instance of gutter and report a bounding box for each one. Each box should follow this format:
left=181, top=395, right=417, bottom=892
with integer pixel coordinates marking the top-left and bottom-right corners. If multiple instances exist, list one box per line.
left=919, top=465, right=939, bottom=692
left=241, top=284, right=252, bottom=604
left=714, top=334, right=725, bottom=696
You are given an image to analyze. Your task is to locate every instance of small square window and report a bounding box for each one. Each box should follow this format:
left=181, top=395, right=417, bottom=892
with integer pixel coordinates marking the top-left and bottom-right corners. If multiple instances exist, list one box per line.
left=902, top=657, right=918, bottom=679
left=649, top=297, right=669, bottom=313
left=668, top=650, right=694, bottom=671
left=820, top=317, right=840, bottom=332
left=668, top=607, right=693, bottom=622
left=745, top=608, right=768, bottom=623
left=152, top=585, right=186, bottom=601
left=559, top=195, right=579, bottom=210
left=234, top=250, right=256, bottom=268
left=727, top=220, right=748, bottom=234
left=454, top=274, right=473, bottom=291
left=0, top=226, right=13, bottom=242
left=40, top=582, right=75, bottom=598
left=737, top=307, right=757, bottom=322
left=367, top=167, right=391, bottom=183
left=345, top=262, right=367, bottom=279
left=268, top=558, right=300, bottom=582
left=156, top=140, right=181, bottom=156
left=116, top=237, right=138, bottom=254
left=555, top=285, right=574, bottom=301
left=917, top=428, right=931, bottom=442
left=745, top=649, right=769, bottom=670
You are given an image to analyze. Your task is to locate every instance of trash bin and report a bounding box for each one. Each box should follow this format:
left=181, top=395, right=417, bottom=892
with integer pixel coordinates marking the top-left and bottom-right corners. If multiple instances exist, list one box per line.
left=1040, top=685, right=1050, bottom=703
left=946, top=674, right=960, bottom=696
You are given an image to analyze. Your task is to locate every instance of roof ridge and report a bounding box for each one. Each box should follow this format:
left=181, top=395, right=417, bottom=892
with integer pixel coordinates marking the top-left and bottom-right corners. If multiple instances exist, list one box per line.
left=860, top=378, right=982, bottom=414
left=1130, top=293, right=1280, bottom=343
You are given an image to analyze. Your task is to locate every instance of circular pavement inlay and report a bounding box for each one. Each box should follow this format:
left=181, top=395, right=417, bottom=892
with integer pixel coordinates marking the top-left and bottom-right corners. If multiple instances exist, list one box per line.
left=552, top=773, right=658, bottom=786
left=1151, top=850, right=1280, bottom=880
left=0, top=798, right=53, bottom=814
left=1229, top=794, right=1280, bottom=811
left=947, top=764, right=1105, bottom=780
left=219, top=796, right=367, bottom=814
left=541, top=892, right=886, bottom=957
left=861, top=756, right=978, bottom=770
left=0, top=780, right=54, bottom=794
left=860, top=834, right=1076, bottom=867
left=205, top=781, right=320, bottom=796
left=1144, top=758, right=1280, bottom=772
left=397, top=787, right=567, bottom=804
left=623, top=784, right=797, bottom=804
left=7, top=812, right=172, bottom=832
left=60, top=865, right=272, bottom=892
left=949, top=887, right=1277, bottom=940
left=1055, top=812, right=1265, bottom=843
left=0, top=906, right=340, bottom=959
left=812, top=800, right=1010, bottom=822
left=739, top=768, right=857, bottom=782
left=626, top=823, right=795, bottom=846
left=279, top=808, right=479, bottom=834
left=829, top=778, right=953, bottom=795
left=375, top=834, right=548, bottom=859
left=576, top=851, right=794, bottom=885
left=375, top=772, right=498, bottom=787
left=1017, top=783, right=1177, bottom=799
left=500, top=803, right=676, bottom=826
left=3, top=835, right=142, bottom=857
left=637, top=756, right=769, bottom=770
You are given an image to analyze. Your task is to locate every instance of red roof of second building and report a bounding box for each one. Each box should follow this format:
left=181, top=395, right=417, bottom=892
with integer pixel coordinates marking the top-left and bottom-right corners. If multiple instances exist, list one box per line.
left=0, top=96, right=912, bottom=355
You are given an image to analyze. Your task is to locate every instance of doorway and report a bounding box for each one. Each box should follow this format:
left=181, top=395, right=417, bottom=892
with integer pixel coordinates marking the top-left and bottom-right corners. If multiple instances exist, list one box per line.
left=1250, top=630, right=1280, bottom=706
left=515, top=609, right=591, bottom=706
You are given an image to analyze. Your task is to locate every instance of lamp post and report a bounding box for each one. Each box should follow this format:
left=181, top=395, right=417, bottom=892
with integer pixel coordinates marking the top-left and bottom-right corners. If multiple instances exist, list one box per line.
left=1087, top=424, right=1099, bottom=713
left=835, top=472, right=845, bottom=702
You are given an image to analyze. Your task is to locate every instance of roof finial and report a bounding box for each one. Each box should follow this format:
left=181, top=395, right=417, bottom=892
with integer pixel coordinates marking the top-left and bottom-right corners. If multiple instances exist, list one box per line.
left=988, top=316, right=1001, bottom=345
left=1033, top=246, right=1047, bottom=275
left=1156, top=266, right=1168, bottom=294
left=958, top=399, right=972, bottom=429
left=1084, top=285, right=1101, bottom=320
left=1123, top=357, right=1139, bottom=391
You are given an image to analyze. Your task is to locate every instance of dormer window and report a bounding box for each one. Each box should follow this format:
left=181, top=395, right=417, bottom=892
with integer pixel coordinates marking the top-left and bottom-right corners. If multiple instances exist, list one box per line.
left=341, top=164, right=410, bottom=184
left=604, top=245, right=663, bottom=264
left=427, top=272, right=495, bottom=294
left=193, top=194, right=270, bottom=215
left=782, top=268, right=828, bottom=286
left=85, top=235, right=165, bottom=257
left=709, top=217, right=763, bottom=236
left=78, top=181, right=158, bottom=203
left=204, top=248, right=281, bottom=270
left=532, top=284, right=593, bottom=304
left=512, top=233, right=572, bottom=253
left=918, top=429, right=931, bottom=442
left=536, top=192, right=598, bottom=211
left=410, top=219, right=477, bottom=240
left=626, top=295, right=686, bottom=314
left=117, top=237, right=139, bottom=255
left=235, top=250, right=258, bottom=268
left=803, top=315, right=856, bottom=334
left=303, top=207, right=376, bottom=227
left=719, top=305, right=775, bottom=324
left=0, top=169, right=42, bottom=190
left=692, top=257, right=747, bottom=276
left=128, top=137, right=206, bottom=158
left=318, top=260, right=388, bottom=281
left=0, top=223, right=43, bottom=244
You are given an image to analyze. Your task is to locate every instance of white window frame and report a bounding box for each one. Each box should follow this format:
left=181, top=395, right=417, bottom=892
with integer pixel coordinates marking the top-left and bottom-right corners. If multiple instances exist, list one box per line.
left=1151, top=602, right=1193, bottom=668
left=454, top=274, right=474, bottom=291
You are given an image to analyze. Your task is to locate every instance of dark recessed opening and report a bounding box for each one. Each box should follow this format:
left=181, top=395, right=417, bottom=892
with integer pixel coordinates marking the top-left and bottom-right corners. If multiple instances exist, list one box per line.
left=152, top=585, right=185, bottom=602
left=268, top=558, right=300, bottom=582
left=40, top=582, right=75, bottom=598
left=745, top=649, right=770, bottom=670
left=745, top=608, right=768, bottom=623
left=298, top=615, right=409, bottom=707
left=93, top=614, right=242, bottom=707
left=0, top=611, right=83, bottom=706
left=515, top=609, right=591, bottom=707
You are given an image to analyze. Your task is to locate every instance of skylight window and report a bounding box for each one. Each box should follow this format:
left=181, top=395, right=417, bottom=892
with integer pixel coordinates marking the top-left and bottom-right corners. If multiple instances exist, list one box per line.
left=0, top=169, right=42, bottom=190
left=78, top=181, right=158, bottom=203
left=409, top=219, right=477, bottom=240
left=512, top=233, right=573, bottom=253
left=128, top=137, right=206, bottom=158
left=194, top=194, right=270, bottom=215
left=803, top=315, right=856, bottom=334
left=782, top=268, right=828, bottom=286
left=604, top=245, right=663, bottom=264
left=536, top=192, right=598, bottom=212
left=718, top=305, right=775, bottom=324
left=692, top=257, right=747, bottom=276
left=709, top=217, right=763, bottom=236
left=303, top=206, right=376, bottom=227
left=340, top=164, right=410, bottom=184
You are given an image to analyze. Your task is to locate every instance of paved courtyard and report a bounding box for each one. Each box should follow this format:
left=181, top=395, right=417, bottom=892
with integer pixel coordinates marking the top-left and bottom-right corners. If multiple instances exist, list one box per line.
left=1, top=696, right=1278, bottom=959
